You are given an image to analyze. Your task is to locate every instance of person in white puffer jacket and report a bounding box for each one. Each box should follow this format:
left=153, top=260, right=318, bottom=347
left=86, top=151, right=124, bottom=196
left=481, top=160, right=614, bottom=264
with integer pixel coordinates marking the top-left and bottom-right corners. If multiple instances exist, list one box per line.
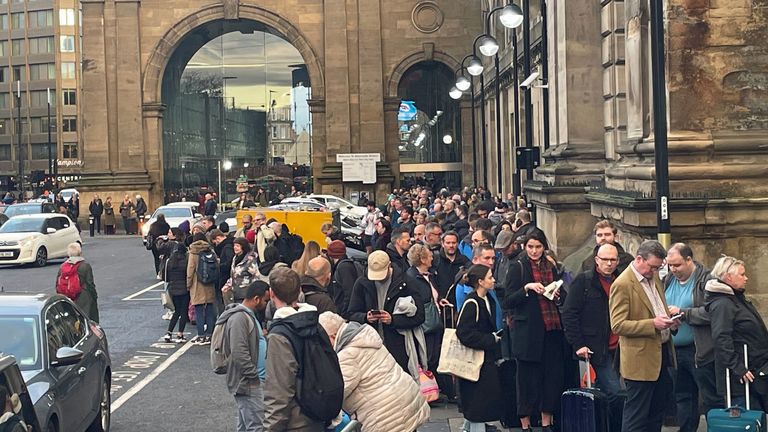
left=318, top=312, right=430, bottom=432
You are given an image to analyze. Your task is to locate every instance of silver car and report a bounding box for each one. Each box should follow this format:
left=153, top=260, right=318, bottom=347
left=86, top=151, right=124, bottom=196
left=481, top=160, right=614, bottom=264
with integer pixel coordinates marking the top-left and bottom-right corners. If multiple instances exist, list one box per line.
left=0, top=293, right=112, bottom=432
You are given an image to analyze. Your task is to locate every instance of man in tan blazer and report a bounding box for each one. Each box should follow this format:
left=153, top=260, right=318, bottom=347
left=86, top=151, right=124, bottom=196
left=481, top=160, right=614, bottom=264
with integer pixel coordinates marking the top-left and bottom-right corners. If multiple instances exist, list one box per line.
left=609, top=240, right=680, bottom=432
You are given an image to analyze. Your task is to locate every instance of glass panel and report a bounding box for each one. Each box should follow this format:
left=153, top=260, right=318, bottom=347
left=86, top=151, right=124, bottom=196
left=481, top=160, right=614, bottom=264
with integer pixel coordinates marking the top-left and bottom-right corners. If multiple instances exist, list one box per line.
left=161, top=22, right=313, bottom=202
left=59, top=35, right=75, bottom=53
left=11, top=12, right=24, bottom=30
left=61, top=62, right=75, bottom=79
left=63, top=142, right=78, bottom=159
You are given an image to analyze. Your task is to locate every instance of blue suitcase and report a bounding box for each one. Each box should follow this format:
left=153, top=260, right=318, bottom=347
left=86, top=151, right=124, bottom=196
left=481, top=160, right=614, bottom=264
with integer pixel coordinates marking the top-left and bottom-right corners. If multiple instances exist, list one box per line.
left=707, top=345, right=767, bottom=432
left=561, top=357, right=610, bottom=432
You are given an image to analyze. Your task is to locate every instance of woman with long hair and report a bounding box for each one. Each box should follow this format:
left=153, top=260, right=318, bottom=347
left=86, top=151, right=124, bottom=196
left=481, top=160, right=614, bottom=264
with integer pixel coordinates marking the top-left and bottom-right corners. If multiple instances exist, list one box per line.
left=373, top=219, right=392, bottom=252
left=291, top=240, right=321, bottom=277
left=456, top=264, right=504, bottom=431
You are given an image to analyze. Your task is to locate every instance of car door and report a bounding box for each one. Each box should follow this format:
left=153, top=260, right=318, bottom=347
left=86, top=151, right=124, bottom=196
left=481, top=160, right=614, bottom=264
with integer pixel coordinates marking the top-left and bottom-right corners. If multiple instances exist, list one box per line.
left=44, top=217, right=65, bottom=258
left=59, top=301, right=102, bottom=423
left=45, top=301, right=87, bottom=432
left=58, top=216, right=79, bottom=250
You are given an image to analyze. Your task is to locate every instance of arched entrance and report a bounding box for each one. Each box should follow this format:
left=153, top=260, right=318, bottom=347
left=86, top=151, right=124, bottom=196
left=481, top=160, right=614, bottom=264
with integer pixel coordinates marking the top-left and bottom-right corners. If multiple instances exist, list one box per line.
left=159, top=19, right=313, bottom=203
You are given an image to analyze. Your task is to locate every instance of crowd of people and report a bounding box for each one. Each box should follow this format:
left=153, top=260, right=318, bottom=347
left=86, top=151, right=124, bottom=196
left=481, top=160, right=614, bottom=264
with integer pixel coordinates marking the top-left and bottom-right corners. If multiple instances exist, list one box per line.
left=40, top=182, right=767, bottom=432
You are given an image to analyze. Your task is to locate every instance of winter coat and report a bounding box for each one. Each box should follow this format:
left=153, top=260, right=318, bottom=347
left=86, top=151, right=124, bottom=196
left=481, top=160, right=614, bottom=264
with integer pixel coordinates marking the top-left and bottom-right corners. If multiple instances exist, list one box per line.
left=330, top=257, right=362, bottom=319
left=300, top=276, right=337, bottom=314
left=264, top=304, right=325, bottom=432
left=456, top=292, right=504, bottom=422
left=57, top=256, right=99, bottom=322
left=561, top=268, right=619, bottom=366
left=348, top=267, right=425, bottom=372
left=705, top=279, right=768, bottom=398
left=214, top=236, right=235, bottom=288
left=373, top=231, right=390, bottom=252
left=204, top=198, right=217, bottom=216
left=119, top=200, right=135, bottom=218
left=158, top=240, right=188, bottom=295
left=664, top=261, right=714, bottom=366
left=334, top=321, right=430, bottom=432
left=89, top=199, right=103, bottom=217
left=104, top=201, right=116, bottom=225
left=452, top=218, right=469, bottom=240
left=186, top=240, right=216, bottom=306
left=135, top=198, right=147, bottom=217
left=227, top=251, right=259, bottom=302
left=257, top=260, right=287, bottom=284
left=431, top=248, right=469, bottom=302
left=502, top=254, right=564, bottom=362
left=217, top=303, right=262, bottom=396
left=385, top=243, right=409, bottom=274
left=0, top=412, right=27, bottom=432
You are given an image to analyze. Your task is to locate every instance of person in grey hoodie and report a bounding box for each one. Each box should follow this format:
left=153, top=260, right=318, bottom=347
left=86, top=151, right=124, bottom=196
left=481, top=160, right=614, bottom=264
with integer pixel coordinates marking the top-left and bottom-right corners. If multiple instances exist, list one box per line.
left=217, top=280, right=270, bottom=432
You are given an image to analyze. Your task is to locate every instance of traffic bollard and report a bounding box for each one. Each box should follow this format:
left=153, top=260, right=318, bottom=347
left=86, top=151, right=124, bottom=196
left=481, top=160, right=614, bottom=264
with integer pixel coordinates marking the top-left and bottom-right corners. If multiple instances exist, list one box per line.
left=89, top=216, right=95, bottom=237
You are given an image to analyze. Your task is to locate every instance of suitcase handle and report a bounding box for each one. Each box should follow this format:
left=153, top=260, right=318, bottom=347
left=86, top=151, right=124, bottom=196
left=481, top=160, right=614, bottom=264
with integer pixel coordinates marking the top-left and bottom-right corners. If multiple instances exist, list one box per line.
left=725, top=344, right=751, bottom=410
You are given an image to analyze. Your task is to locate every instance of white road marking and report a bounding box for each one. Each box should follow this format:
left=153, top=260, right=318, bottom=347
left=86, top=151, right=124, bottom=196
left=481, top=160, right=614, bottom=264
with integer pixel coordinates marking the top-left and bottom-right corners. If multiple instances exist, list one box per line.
left=123, top=298, right=162, bottom=301
left=135, top=350, right=169, bottom=356
left=121, top=282, right=163, bottom=301
left=110, top=341, right=194, bottom=413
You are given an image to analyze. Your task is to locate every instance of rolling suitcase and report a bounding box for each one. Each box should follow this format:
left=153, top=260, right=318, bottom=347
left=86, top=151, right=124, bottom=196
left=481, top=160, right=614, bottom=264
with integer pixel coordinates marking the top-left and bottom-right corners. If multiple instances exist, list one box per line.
left=707, top=345, right=766, bottom=432
left=560, top=356, right=610, bottom=432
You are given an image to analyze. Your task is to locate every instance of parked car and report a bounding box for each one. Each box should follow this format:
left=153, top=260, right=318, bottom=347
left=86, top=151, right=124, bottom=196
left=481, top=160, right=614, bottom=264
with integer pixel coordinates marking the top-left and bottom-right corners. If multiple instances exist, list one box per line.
left=141, top=202, right=202, bottom=245
left=0, top=354, right=42, bottom=432
left=307, top=194, right=367, bottom=219
left=0, top=214, right=82, bottom=267
left=340, top=217, right=364, bottom=252
left=58, top=188, right=80, bottom=203
left=2, top=202, right=57, bottom=219
left=215, top=210, right=238, bottom=231
left=275, top=198, right=328, bottom=212
left=0, top=293, right=111, bottom=432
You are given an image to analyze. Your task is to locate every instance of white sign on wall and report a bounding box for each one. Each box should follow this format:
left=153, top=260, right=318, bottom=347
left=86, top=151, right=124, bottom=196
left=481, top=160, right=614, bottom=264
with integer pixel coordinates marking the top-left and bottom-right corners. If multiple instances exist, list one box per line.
left=336, top=153, right=380, bottom=184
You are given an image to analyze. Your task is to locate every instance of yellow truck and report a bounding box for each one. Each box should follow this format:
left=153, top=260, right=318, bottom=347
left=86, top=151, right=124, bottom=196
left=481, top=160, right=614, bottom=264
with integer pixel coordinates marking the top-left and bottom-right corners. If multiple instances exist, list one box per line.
left=235, top=208, right=340, bottom=246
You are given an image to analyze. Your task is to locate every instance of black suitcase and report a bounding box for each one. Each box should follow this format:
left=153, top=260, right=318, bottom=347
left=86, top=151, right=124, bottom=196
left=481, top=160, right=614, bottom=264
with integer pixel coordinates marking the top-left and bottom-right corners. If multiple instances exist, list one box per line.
left=561, top=357, right=610, bottom=432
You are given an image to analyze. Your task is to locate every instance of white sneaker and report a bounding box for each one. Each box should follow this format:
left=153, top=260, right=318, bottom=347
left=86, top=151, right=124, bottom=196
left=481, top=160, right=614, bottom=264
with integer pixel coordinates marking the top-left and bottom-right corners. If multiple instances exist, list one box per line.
left=156, top=274, right=162, bottom=280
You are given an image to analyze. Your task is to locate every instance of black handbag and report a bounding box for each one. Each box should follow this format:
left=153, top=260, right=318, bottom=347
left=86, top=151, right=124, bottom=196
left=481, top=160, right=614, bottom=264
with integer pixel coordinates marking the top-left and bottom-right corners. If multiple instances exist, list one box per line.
left=422, top=301, right=443, bottom=334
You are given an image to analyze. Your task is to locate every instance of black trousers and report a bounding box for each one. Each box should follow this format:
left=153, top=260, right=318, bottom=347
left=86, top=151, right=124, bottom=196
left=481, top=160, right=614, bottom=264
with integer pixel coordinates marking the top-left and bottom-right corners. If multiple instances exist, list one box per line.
left=168, top=293, right=190, bottom=333
left=91, top=215, right=101, bottom=233
left=622, top=343, right=673, bottom=432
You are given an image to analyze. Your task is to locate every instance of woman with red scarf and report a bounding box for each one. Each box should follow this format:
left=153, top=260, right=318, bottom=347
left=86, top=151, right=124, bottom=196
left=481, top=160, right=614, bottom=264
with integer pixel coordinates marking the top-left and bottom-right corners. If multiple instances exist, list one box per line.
left=503, top=231, right=568, bottom=432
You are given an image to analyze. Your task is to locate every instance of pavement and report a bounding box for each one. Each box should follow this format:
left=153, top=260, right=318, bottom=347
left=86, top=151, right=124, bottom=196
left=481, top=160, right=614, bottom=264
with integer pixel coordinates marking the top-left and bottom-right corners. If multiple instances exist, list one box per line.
left=0, top=235, right=705, bottom=431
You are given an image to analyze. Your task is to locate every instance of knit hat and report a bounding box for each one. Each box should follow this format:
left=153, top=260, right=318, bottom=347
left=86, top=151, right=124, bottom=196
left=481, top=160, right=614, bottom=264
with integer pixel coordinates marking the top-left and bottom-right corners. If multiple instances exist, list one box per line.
left=326, top=240, right=347, bottom=259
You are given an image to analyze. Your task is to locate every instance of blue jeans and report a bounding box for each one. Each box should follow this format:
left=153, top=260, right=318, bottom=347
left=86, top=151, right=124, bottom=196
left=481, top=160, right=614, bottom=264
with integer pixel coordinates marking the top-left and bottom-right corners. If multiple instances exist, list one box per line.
left=591, top=350, right=625, bottom=432
left=670, top=344, right=700, bottom=432
left=234, top=384, right=264, bottom=432
left=194, top=303, right=215, bottom=337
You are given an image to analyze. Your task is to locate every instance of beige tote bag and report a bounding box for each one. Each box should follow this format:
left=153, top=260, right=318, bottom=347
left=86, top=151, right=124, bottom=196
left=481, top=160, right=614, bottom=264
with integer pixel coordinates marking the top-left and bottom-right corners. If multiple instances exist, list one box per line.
left=437, top=298, right=485, bottom=382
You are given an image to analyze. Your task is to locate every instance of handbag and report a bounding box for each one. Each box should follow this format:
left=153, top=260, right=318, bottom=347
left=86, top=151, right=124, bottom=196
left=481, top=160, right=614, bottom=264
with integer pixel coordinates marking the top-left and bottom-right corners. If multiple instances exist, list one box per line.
left=419, top=367, right=440, bottom=403
left=421, top=301, right=442, bottom=334
left=437, top=298, right=485, bottom=382
left=161, top=284, right=175, bottom=311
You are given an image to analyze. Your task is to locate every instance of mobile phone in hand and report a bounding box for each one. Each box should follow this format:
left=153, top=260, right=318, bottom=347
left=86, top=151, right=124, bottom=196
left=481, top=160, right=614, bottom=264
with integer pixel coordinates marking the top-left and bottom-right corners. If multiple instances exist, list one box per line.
left=670, top=313, right=684, bottom=320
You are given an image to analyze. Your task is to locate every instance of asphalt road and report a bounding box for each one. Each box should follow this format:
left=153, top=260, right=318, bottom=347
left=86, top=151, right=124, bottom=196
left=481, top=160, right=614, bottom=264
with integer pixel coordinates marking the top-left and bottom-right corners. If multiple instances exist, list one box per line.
left=0, top=236, right=702, bottom=432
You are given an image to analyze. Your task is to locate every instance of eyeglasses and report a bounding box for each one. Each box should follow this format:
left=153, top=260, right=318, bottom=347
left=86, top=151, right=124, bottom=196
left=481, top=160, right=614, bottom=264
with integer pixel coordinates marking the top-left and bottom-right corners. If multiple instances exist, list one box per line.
left=596, top=256, right=618, bottom=263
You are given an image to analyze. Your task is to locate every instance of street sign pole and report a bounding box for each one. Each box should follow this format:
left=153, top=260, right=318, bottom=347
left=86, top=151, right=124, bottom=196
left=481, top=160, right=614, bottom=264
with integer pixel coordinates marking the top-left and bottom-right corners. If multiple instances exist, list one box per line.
left=650, top=0, right=671, bottom=248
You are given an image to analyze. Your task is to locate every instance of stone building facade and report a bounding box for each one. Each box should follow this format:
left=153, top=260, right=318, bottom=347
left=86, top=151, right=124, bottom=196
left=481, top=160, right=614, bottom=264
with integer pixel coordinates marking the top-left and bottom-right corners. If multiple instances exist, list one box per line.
left=77, top=0, right=481, bottom=207
left=476, top=0, right=767, bottom=306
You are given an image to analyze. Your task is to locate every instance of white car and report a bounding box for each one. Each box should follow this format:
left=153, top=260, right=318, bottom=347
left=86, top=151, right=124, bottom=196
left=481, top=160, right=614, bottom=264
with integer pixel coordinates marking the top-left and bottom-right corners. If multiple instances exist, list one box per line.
left=141, top=202, right=202, bottom=243
left=0, top=214, right=82, bottom=267
left=59, top=188, right=80, bottom=203
left=306, top=194, right=367, bottom=219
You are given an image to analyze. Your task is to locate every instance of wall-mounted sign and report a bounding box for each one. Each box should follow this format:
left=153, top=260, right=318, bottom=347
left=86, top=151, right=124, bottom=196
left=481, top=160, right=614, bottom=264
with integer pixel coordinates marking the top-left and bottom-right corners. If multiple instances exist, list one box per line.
left=57, top=160, right=84, bottom=167
left=336, top=153, right=381, bottom=184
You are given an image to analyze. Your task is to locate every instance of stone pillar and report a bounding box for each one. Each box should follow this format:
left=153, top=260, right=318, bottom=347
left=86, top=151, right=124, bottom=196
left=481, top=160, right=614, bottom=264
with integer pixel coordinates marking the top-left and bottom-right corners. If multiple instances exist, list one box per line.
left=459, top=98, right=475, bottom=188
left=590, top=0, right=768, bottom=311
left=357, top=0, right=386, bottom=156
left=524, top=0, right=606, bottom=258
left=80, top=0, right=110, bottom=174
left=142, top=103, right=165, bottom=208
left=307, top=98, right=327, bottom=193
left=322, top=0, right=352, bottom=161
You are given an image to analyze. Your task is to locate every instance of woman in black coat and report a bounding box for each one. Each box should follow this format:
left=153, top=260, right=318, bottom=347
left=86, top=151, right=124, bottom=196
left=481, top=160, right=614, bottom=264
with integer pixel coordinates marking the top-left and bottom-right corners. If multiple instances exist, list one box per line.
left=456, top=264, right=504, bottom=427
left=502, top=231, right=568, bottom=432
left=149, top=213, right=171, bottom=275
left=373, top=219, right=391, bottom=252
left=157, top=228, right=188, bottom=343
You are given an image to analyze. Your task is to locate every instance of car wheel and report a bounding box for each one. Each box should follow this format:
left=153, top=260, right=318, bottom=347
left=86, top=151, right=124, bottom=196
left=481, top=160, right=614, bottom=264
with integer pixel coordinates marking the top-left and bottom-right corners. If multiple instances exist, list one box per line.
left=87, top=375, right=111, bottom=432
left=35, top=247, right=48, bottom=267
left=46, top=417, right=59, bottom=432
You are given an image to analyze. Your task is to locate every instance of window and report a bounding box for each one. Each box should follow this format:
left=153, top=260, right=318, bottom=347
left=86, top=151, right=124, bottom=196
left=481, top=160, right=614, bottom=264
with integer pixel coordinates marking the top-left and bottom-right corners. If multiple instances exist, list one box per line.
left=12, top=0, right=24, bottom=3
left=0, top=15, right=7, bottom=30
left=30, top=90, right=54, bottom=107
left=29, top=63, right=55, bottom=81
left=31, top=144, right=49, bottom=160
left=11, top=39, right=24, bottom=56
left=30, top=117, right=53, bottom=133
left=29, top=37, right=54, bottom=54
left=0, top=145, right=9, bottom=161
left=60, top=62, right=75, bottom=79
left=0, top=119, right=7, bottom=135
left=11, top=12, right=24, bottom=29
left=63, top=142, right=77, bottom=159
left=63, top=89, right=75, bottom=106
left=29, top=10, right=53, bottom=29
left=12, top=94, right=26, bottom=109
left=13, top=66, right=25, bottom=81
left=0, top=94, right=8, bottom=109
left=62, top=116, right=76, bottom=132
left=59, top=8, right=75, bottom=26
left=0, top=67, right=5, bottom=83
left=0, top=41, right=6, bottom=56
left=59, top=35, right=75, bottom=53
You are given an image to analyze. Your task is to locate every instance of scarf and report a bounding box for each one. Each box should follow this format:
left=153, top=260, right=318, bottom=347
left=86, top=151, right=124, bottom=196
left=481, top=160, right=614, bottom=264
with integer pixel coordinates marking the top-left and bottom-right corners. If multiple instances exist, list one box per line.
left=374, top=274, right=392, bottom=338
left=393, top=296, right=429, bottom=380
left=530, top=258, right=561, bottom=331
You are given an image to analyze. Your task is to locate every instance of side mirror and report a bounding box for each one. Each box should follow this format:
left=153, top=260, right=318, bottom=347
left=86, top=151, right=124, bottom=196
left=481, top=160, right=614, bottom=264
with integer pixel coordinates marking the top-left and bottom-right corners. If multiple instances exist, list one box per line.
left=46, top=227, right=56, bottom=234
left=347, top=205, right=353, bottom=209
left=52, top=347, right=83, bottom=367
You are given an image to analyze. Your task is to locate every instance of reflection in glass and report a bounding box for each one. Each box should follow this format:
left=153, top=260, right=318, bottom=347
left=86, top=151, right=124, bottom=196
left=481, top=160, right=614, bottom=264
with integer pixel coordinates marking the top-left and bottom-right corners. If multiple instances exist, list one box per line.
left=161, top=21, right=312, bottom=203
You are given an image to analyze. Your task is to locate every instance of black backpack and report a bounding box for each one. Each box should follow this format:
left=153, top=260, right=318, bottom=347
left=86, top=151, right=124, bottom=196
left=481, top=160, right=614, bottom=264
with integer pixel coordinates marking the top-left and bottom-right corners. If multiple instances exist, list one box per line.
left=270, top=317, right=344, bottom=423
left=196, top=247, right=220, bottom=284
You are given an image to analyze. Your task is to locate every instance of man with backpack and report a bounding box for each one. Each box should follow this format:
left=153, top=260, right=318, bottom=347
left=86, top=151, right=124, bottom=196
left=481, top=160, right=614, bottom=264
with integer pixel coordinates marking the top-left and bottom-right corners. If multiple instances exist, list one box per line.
left=326, top=240, right=365, bottom=319
left=264, top=267, right=344, bottom=431
left=187, top=232, right=218, bottom=345
left=55, top=242, right=99, bottom=322
left=213, top=280, right=270, bottom=432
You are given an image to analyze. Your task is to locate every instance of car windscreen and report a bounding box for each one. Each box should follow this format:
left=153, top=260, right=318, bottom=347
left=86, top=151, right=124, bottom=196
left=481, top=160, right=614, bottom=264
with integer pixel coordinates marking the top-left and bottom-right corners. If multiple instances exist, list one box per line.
left=3, top=206, right=41, bottom=218
left=0, top=316, right=42, bottom=371
left=153, top=208, right=191, bottom=218
left=0, top=218, right=44, bottom=233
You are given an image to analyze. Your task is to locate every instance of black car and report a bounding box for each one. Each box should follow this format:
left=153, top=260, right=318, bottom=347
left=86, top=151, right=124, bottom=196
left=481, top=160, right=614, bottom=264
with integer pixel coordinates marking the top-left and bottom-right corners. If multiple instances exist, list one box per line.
left=3, top=203, right=57, bottom=219
left=0, top=354, right=41, bottom=432
left=0, top=293, right=112, bottom=432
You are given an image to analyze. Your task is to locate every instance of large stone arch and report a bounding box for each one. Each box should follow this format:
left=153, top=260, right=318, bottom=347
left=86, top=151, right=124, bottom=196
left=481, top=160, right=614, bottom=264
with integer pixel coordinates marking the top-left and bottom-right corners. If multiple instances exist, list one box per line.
left=142, top=4, right=325, bottom=105
left=385, top=50, right=460, bottom=98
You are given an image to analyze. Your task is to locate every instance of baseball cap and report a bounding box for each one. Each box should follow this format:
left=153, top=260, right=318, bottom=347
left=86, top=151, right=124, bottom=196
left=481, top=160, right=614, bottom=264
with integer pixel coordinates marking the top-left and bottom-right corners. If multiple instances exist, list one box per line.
left=495, top=230, right=514, bottom=250
left=367, top=250, right=391, bottom=281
